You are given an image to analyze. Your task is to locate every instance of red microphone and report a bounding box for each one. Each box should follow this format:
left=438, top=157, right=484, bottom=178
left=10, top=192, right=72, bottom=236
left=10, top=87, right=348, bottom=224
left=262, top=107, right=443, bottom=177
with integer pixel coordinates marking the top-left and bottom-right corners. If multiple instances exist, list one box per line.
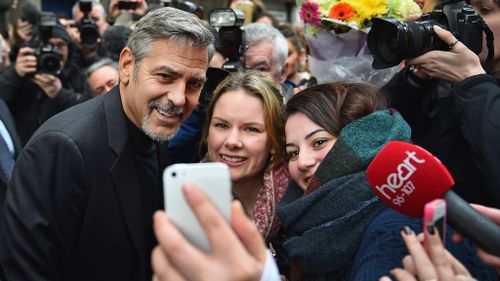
left=367, top=141, right=500, bottom=256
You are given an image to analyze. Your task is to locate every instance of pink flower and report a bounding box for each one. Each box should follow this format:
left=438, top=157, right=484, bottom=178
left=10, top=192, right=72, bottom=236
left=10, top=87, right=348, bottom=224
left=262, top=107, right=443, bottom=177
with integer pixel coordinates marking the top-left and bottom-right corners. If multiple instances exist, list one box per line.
left=299, top=1, right=322, bottom=27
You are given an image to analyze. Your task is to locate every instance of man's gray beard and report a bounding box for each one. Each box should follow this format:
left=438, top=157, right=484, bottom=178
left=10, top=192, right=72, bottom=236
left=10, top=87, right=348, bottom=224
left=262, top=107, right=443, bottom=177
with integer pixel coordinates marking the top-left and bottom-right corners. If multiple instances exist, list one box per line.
left=141, top=114, right=180, bottom=142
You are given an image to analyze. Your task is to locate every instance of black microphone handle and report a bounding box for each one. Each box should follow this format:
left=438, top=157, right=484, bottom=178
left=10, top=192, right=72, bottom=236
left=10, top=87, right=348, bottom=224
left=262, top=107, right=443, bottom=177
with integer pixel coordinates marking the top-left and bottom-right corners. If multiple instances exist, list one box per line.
left=443, top=191, right=500, bottom=256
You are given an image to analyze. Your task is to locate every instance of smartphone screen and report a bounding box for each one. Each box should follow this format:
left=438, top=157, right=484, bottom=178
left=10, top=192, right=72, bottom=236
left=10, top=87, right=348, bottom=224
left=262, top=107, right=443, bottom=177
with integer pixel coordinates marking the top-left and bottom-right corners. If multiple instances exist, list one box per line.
left=163, top=163, right=232, bottom=253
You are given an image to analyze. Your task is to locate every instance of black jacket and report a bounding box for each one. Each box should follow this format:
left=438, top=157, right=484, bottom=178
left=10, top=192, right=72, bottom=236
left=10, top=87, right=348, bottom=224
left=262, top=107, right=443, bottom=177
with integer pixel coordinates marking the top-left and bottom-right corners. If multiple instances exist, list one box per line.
left=1, top=87, right=161, bottom=281
left=0, top=99, right=21, bottom=281
left=383, top=68, right=500, bottom=208
left=0, top=60, right=90, bottom=146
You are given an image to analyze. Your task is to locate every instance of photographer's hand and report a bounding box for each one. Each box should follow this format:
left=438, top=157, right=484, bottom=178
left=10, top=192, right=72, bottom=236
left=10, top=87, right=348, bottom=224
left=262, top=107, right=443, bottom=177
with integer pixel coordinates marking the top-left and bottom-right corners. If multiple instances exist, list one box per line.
left=406, top=26, right=485, bottom=85
left=15, top=19, right=34, bottom=44
left=452, top=204, right=500, bottom=276
left=130, top=0, right=148, bottom=17
left=60, top=19, right=82, bottom=46
left=32, top=74, right=62, bottom=99
left=108, top=0, right=123, bottom=24
left=15, top=47, right=37, bottom=77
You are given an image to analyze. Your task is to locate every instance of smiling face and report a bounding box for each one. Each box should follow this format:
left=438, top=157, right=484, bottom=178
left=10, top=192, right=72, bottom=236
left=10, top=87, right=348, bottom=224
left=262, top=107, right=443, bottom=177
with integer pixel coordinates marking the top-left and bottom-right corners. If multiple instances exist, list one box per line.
left=119, top=38, right=208, bottom=141
left=207, top=89, right=272, bottom=185
left=285, top=112, right=337, bottom=191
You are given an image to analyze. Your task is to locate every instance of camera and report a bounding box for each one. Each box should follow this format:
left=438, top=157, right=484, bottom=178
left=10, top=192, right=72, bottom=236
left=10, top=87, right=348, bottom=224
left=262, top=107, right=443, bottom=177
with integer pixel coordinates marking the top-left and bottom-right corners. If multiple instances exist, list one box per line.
left=161, top=1, right=204, bottom=19
left=77, top=0, right=100, bottom=49
left=367, top=0, right=485, bottom=69
left=33, top=12, right=62, bottom=75
left=117, top=1, right=137, bottom=10
left=209, top=8, right=246, bottom=72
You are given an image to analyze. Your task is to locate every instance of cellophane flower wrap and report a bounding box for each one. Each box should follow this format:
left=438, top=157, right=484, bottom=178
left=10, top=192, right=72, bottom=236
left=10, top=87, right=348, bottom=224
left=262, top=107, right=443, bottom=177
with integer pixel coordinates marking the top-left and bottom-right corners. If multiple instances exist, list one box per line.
left=298, top=0, right=421, bottom=85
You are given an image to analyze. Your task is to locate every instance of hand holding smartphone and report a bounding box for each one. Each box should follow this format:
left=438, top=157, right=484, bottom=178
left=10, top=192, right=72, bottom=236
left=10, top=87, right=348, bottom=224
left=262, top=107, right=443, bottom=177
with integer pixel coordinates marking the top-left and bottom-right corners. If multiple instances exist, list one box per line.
left=163, top=163, right=232, bottom=253
left=423, top=199, right=447, bottom=250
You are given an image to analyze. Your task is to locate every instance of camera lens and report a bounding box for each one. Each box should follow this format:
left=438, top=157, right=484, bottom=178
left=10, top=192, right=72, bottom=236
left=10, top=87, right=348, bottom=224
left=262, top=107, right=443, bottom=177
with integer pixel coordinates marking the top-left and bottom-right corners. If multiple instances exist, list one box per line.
left=37, top=44, right=62, bottom=75
left=80, top=19, right=100, bottom=49
left=172, top=172, right=177, bottom=178
left=368, top=17, right=444, bottom=69
left=40, top=55, right=59, bottom=72
left=368, top=18, right=408, bottom=69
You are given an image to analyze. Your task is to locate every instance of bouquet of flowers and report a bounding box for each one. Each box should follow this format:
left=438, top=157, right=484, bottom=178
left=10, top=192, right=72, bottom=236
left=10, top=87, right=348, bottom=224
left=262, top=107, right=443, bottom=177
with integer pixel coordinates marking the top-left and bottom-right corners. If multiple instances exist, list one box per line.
left=297, top=0, right=421, bottom=85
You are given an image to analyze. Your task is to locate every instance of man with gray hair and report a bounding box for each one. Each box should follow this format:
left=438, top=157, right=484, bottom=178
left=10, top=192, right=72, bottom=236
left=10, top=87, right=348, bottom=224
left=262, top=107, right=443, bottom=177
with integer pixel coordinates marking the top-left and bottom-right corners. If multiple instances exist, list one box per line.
left=0, top=7, right=214, bottom=281
left=243, top=23, right=290, bottom=95
left=86, top=58, right=119, bottom=96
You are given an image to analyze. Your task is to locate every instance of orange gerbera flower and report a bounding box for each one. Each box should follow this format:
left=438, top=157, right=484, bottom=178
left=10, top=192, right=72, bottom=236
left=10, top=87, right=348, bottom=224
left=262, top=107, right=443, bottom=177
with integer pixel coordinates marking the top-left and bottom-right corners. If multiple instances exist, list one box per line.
left=328, top=2, right=355, bottom=20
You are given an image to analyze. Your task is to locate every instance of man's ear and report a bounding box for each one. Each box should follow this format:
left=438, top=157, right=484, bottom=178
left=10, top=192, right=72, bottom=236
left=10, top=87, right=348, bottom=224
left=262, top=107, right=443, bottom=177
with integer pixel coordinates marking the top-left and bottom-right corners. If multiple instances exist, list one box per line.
left=119, top=47, right=135, bottom=85
left=279, top=61, right=290, bottom=84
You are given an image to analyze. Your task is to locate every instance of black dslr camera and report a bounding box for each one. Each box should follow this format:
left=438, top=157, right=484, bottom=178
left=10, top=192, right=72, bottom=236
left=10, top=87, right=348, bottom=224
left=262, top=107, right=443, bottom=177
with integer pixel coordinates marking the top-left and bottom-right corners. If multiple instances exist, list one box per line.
left=209, top=8, right=246, bottom=73
left=77, top=0, right=100, bottom=49
left=367, top=0, right=486, bottom=69
left=34, top=12, right=62, bottom=75
left=162, top=0, right=204, bottom=19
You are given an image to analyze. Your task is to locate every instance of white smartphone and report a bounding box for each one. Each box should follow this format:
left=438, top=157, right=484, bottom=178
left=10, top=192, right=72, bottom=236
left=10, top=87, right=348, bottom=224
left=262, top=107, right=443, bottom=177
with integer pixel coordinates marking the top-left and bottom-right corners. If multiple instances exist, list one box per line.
left=163, top=162, right=232, bottom=253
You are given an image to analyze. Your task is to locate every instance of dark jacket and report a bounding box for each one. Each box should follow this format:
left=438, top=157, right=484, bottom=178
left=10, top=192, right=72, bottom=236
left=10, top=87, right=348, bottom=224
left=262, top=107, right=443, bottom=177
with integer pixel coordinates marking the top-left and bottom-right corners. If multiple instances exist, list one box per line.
left=0, top=57, right=90, bottom=146
left=382, top=69, right=500, bottom=208
left=276, top=110, right=412, bottom=280
left=350, top=208, right=500, bottom=281
left=0, top=87, right=159, bottom=281
left=0, top=99, right=21, bottom=195
left=0, top=99, right=21, bottom=281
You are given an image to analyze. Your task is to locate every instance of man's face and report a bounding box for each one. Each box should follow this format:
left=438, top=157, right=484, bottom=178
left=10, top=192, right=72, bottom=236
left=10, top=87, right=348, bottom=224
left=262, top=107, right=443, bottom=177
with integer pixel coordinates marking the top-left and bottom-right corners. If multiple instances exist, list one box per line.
left=285, top=39, right=299, bottom=78
left=245, top=40, right=284, bottom=83
left=119, top=38, right=208, bottom=142
left=88, top=65, right=119, bottom=96
left=49, top=37, right=69, bottom=68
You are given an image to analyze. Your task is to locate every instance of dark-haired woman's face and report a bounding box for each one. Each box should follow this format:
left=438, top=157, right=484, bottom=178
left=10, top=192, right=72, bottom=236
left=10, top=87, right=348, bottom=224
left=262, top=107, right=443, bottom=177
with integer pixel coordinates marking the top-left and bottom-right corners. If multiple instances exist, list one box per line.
left=285, top=112, right=337, bottom=191
left=471, top=0, right=500, bottom=71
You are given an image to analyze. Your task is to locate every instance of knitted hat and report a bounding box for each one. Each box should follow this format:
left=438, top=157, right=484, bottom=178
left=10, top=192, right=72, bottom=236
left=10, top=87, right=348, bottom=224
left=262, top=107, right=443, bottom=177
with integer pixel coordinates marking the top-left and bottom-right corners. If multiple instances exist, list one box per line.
left=49, top=22, right=71, bottom=43
left=30, top=22, right=71, bottom=43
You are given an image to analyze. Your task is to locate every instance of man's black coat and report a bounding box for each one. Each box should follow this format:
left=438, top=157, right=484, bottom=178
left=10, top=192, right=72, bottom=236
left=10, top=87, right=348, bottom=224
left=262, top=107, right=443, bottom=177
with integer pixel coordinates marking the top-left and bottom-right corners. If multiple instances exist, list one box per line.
left=1, top=87, right=155, bottom=281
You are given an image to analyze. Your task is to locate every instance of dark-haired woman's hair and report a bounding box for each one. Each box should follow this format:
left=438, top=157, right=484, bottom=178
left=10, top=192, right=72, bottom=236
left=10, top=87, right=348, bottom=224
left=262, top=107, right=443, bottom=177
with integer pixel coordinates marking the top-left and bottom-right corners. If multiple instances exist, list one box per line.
left=285, top=82, right=388, bottom=137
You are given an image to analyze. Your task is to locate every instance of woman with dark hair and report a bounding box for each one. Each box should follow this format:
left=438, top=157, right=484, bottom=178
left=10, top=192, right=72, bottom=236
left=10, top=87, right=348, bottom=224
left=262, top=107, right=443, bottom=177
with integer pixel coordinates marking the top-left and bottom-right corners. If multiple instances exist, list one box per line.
left=276, top=82, right=498, bottom=280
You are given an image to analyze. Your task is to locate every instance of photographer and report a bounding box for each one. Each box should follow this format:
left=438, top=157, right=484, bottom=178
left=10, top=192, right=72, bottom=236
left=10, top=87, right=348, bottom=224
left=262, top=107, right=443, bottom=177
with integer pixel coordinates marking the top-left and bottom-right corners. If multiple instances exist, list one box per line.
left=381, top=0, right=500, bottom=209
left=0, top=19, right=90, bottom=146
left=67, top=0, right=109, bottom=68
left=107, top=0, right=148, bottom=27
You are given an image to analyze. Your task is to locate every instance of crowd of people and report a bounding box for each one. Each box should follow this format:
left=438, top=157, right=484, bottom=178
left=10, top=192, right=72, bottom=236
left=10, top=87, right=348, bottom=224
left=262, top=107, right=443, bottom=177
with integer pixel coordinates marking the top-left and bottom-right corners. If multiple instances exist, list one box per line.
left=0, top=0, right=499, bottom=280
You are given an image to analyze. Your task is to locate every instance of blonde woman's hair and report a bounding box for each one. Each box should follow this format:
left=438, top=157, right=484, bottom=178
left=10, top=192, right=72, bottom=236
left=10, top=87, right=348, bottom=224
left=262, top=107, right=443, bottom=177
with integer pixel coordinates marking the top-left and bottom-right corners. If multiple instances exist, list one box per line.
left=202, top=70, right=286, bottom=171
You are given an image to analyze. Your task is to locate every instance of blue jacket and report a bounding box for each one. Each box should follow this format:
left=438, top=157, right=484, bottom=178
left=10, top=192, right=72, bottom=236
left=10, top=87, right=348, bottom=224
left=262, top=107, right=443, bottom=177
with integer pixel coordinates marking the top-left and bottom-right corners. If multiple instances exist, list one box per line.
left=350, top=208, right=499, bottom=281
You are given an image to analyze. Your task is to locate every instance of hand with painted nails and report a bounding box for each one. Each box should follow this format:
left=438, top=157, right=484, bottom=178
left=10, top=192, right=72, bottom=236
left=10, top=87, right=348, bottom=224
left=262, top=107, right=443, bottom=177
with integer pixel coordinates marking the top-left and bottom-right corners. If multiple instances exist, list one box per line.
left=406, top=25, right=485, bottom=84
left=151, top=183, right=276, bottom=281
left=379, top=226, right=477, bottom=281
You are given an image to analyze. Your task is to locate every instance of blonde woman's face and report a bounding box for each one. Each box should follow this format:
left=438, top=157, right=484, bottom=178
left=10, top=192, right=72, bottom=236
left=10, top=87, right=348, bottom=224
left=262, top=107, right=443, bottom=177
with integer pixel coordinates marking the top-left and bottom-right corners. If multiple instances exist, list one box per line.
left=207, top=89, right=272, bottom=185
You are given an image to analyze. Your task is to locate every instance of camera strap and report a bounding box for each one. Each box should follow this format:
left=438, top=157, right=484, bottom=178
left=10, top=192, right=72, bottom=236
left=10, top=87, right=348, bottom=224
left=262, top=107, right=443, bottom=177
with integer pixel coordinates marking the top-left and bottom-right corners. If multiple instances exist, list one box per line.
left=480, top=18, right=494, bottom=73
